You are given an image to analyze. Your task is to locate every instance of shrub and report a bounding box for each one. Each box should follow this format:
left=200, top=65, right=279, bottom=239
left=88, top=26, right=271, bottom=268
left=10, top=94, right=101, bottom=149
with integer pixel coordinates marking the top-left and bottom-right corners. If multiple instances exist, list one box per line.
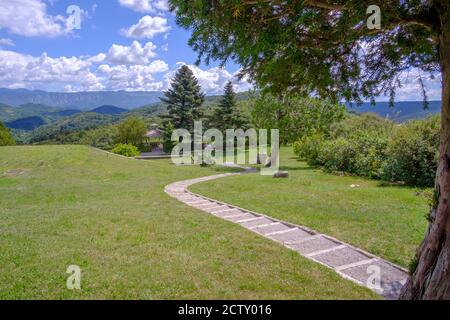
left=111, top=143, right=140, bottom=157
left=381, top=115, right=440, bottom=187
left=329, top=113, right=394, bottom=139
left=294, top=113, right=392, bottom=178
left=162, top=121, right=175, bottom=153
left=0, top=121, right=16, bottom=146
left=320, top=138, right=357, bottom=173
left=137, top=140, right=153, bottom=153
left=293, top=134, right=325, bottom=166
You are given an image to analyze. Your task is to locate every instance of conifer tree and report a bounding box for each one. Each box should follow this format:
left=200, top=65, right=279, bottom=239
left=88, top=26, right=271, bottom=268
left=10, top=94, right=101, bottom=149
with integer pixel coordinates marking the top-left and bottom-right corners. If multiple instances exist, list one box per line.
left=161, top=65, right=205, bottom=132
left=210, top=81, right=248, bottom=132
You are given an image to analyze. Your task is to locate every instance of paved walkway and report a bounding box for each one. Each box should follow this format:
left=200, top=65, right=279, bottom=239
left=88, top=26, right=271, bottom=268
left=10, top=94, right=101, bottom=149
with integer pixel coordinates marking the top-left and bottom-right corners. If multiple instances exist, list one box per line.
left=165, top=172, right=409, bottom=299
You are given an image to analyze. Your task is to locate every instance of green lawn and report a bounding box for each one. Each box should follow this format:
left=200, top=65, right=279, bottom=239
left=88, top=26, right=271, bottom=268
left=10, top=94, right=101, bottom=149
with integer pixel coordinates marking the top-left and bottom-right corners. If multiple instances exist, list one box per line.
left=191, top=147, right=429, bottom=268
left=0, top=145, right=378, bottom=299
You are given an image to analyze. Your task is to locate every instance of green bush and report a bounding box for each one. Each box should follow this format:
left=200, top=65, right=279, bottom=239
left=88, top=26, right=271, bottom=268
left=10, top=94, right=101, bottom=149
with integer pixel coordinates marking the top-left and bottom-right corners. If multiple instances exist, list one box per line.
left=137, top=140, right=153, bottom=153
left=329, top=113, right=394, bottom=139
left=294, top=114, right=392, bottom=178
left=111, top=143, right=140, bottom=157
left=381, top=115, right=439, bottom=187
left=162, top=121, right=175, bottom=153
left=293, top=113, right=439, bottom=186
left=0, top=121, right=16, bottom=146
left=293, top=134, right=325, bottom=166
left=320, top=137, right=356, bottom=173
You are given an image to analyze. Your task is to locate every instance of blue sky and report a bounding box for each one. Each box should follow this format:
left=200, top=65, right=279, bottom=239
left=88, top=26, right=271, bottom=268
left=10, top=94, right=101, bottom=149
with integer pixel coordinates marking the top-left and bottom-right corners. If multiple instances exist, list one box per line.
left=0, top=0, right=442, bottom=100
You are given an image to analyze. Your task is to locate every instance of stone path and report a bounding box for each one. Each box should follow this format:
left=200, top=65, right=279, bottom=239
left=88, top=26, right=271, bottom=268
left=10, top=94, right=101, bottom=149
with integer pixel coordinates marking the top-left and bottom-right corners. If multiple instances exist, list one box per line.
left=165, top=172, right=409, bottom=299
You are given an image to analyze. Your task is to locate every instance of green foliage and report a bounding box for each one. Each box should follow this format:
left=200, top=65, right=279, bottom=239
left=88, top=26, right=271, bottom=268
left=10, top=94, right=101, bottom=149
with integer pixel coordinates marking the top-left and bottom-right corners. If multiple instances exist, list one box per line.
left=0, top=121, right=15, bottom=146
left=293, top=134, right=324, bottom=166
left=171, top=1, right=441, bottom=103
left=321, top=114, right=393, bottom=178
left=161, top=65, right=205, bottom=132
left=381, top=115, right=440, bottom=187
left=251, top=94, right=345, bottom=144
left=63, top=125, right=119, bottom=150
left=295, top=114, right=393, bottom=178
left=294, top=113, right=440, bottom=186
left=329, top=113, right=394, bottom=139
left=161, top=121, right=175, bottom=153
left=111, top=143, right=140, bottom=157
left=28, top=113, right=117, bottom=144
left=116, top=117, right=147, bottom=147
left=209, top=81, right=249, bottom=132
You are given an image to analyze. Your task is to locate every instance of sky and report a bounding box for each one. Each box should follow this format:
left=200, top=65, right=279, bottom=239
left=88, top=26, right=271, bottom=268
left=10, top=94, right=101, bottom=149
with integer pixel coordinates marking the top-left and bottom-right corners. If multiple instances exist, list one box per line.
left=0, top=0, right=442, bottom=100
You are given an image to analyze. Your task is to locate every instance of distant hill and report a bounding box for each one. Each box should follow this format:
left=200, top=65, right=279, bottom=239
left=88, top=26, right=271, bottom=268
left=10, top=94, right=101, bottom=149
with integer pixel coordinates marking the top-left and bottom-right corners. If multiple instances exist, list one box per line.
left=0, top=103, right=83, bottom=130
left=55, top=109, right=81, bottom=117
left=5, top=116, right=47, bottom=131
left=28, top=113, right=120, bottom=144
left=0, top=88, right=163, bottom=110
left=91, top=105, right=128, bottom=115
left=347, top=101, right=441, bottom=122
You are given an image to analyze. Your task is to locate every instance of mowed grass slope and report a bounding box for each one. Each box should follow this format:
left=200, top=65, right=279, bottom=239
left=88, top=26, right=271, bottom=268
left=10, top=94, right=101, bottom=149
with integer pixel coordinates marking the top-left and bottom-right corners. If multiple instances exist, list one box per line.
left=0, top=146, right=378, bottom=299
left=191, top=147, right=429, bottom=268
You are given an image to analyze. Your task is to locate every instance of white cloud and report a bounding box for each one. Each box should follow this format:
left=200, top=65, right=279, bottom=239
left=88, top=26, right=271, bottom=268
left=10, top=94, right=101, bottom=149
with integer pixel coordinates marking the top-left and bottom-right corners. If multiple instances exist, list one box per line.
left=0, top=49, right=103, bottom=91
left=0, top=46, right=440, bottom=98
left=0, top=0, right=70, bottom=37
left=118, top=0, right=169, bottom=13
left=0, top=38, right=14, bottom=47
left=97, top=60, right=169, bottom=91
left=0, top=47, right=253, bottom=93
left=0, top=46, right=170, bottom=92
left=377, top=69, right=442, bottom=102
left=122, top=16, right=170, bottom=39
left=164, top=63, right=254, bottom=94
left=106, top=41, right=157, bottom=65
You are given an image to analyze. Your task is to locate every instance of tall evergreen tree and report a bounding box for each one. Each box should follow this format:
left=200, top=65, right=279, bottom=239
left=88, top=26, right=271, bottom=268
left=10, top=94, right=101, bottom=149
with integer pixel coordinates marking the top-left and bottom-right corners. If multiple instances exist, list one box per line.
left=210, top=81, right=248, bottom=132
left=161, top=65, right=205, bottom=132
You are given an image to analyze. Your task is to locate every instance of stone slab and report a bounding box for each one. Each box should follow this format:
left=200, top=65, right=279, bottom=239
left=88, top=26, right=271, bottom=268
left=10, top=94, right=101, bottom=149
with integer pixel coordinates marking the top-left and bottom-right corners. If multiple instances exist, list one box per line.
left=288, top=236, right=341, bottom=255
left=312, top=246, right=371, bottom=268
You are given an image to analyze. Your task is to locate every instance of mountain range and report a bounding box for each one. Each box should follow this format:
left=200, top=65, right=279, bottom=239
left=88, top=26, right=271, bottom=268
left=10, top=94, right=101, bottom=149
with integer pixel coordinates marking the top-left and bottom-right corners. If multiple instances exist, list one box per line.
left=0, top=88, right=164, bottom=110
left=347, top=101, right=441, bottom=122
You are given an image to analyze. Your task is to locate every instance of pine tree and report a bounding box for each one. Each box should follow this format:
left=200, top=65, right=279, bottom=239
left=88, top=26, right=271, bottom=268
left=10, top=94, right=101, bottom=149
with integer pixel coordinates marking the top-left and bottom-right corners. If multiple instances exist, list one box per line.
left=161, top=65, right=205, bottom=132
left=210, top=81, right=248, bottom=132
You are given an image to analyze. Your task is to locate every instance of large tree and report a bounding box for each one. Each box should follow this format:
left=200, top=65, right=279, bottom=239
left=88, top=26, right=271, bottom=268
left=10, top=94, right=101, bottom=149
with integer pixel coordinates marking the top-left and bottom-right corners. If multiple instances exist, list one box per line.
left=161, top=65, right=205, bottom=132
left=116, top=116, right=147, bottom=147
left=250, top=94, right=345, bottom=144
left=210, top=81, right=249, bottom=132
left=170, top=0, right=450, bottom=299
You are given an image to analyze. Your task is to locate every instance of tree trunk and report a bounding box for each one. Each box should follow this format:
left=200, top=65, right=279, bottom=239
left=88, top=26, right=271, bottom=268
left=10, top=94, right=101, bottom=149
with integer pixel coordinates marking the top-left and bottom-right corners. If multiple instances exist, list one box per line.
left=400, top=30, right=450, bottom=300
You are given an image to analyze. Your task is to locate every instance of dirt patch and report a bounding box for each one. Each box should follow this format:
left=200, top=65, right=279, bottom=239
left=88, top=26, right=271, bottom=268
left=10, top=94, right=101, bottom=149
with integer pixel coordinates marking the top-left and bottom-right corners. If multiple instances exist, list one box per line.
left=2, top=169, right=30, bottom=177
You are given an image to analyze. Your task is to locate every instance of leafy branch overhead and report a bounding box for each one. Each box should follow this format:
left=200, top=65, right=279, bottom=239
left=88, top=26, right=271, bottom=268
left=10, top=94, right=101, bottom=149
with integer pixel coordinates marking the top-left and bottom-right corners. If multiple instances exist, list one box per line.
left=170, top=0, right=447, bottom=103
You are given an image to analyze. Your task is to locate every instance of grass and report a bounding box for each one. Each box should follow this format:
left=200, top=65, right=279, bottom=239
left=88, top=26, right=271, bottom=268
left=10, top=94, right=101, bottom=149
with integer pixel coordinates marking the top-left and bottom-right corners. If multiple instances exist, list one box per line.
left=190, top=147, right=429, bottom=268
left=0, top=145, right=378, bottom=299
